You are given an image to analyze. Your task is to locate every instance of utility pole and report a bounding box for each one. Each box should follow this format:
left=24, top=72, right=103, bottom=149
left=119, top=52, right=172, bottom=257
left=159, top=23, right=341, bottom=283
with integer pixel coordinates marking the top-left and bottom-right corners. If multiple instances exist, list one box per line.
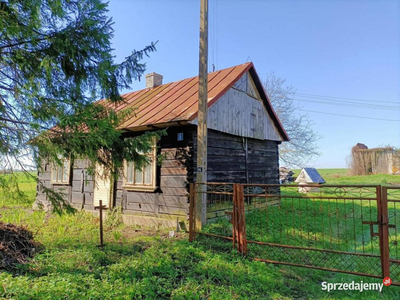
left=196, top=0, right=208, bottom=229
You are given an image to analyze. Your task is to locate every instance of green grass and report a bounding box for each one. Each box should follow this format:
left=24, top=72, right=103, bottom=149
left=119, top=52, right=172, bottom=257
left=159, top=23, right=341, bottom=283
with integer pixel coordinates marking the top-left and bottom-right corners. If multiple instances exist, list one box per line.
left=204, top=192, right=387, bottom=273
left=1, top=208, right=399, bottom=299
left=0, top=171, right=37, bottom=208
left=1, top=171, right=400, bottom=299
left=293, top=168, right=400, bottom=185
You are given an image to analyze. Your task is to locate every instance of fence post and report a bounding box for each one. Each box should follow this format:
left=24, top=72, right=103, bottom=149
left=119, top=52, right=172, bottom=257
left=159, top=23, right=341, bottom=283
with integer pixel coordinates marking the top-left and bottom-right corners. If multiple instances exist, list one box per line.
left=99, top=200, right=104, bottom=248
left=232, top=184, right=237, bottom=250
left=238, top=184, right=247, bottom=255
left=189, top=183, right=196, bottom=242
left=233, top=184, right=247, bottom=255
left=378, top=185, right=390, bottom=278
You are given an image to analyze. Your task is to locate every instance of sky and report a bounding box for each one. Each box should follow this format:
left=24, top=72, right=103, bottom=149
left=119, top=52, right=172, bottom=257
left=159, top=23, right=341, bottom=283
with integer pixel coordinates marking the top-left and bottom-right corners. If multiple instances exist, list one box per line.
left=107, top=0, right=400, bottom=169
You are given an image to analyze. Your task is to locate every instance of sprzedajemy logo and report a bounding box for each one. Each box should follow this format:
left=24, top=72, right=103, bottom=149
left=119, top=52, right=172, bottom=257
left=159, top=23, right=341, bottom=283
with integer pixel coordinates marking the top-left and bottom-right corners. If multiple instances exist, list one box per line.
left=383, top=277, right=392, bottom=286
left=321, top=278, right=391, bottom=293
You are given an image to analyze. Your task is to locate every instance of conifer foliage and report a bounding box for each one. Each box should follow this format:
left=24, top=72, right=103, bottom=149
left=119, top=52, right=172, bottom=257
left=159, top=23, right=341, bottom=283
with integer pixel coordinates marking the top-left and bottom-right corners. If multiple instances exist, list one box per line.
left=0, top=0, right=160, bottom=208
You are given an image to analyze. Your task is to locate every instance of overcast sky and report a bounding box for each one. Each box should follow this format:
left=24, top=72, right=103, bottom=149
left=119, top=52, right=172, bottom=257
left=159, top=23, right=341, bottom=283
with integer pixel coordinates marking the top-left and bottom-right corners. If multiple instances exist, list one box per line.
left=107, top=0, right=400, bottom=168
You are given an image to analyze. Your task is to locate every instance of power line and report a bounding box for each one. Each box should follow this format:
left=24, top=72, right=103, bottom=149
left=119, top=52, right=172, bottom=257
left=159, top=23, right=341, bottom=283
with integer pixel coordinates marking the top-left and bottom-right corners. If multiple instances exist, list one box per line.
left=298, top=109, right=400, bottom=122
left=295, top=93, right=400, bottom=105
left=292, top=96, right=400, bottom=108
left=291, top=98, right=400, bottom=111
left=209, top=0, right=219, bottom=71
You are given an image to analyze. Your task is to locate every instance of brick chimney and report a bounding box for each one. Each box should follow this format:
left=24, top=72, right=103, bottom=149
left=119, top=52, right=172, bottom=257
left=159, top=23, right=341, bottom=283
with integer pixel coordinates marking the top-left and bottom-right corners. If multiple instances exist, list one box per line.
left=145, top=72, right=163, bottom=88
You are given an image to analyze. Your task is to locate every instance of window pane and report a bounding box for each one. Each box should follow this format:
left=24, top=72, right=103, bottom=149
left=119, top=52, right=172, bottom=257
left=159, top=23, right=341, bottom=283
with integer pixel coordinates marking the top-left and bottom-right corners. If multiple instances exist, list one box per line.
left=57, top=165, right=62, bottom=182
left=52, top=165, right=57, bottom=181
left=135, top=167, right=143, bottom=184
left=127, top=162, right=134, bottom=184
left=144, top=161, right=152, bottom=185
left=62, top=160, right=69, bottom=182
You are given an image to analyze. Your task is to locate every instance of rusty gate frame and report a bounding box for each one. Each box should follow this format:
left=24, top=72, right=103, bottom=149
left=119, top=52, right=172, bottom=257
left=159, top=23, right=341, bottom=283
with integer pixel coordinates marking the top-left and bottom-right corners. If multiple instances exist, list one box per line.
left=189, top=183, right=400, bottom=283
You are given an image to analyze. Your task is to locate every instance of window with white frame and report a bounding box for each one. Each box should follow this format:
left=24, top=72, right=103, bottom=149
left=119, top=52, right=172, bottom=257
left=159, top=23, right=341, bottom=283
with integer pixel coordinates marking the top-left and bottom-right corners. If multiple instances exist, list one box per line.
left=123, top=139, right=157, bottom=191
left=51, top=158, right=70, bottom=184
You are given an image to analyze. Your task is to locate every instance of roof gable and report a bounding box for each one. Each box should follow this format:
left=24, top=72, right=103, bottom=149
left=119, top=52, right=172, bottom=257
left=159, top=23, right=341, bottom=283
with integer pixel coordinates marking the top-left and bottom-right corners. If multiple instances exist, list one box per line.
left=190, top=71, right=283, bottom=141
left=233, top=70, right=261, bottom=99
left=101, top=63, right=288, bottom=141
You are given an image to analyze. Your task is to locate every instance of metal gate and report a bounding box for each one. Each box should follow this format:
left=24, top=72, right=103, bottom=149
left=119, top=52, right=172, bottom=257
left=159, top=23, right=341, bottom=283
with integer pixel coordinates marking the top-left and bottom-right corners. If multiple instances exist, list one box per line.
left=384, top=186, right=400, bottom=282
left=189, top=183, right=400, bottom=284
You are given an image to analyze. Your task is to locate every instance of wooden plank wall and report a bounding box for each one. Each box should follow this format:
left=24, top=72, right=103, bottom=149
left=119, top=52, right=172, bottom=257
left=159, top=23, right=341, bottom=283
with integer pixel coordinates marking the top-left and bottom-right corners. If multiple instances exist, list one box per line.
left=233, top=71, right=260, bottom=99
left=35, top=161, right=54, bottom=207
left=193, top=129, right=280, bottom=184
left=34, top=126, right=279, bottom=224
left=191, top=72, right=283, bottom=142
left=115, top=126, right=195, bottom=220
left=246, top=137, right=280, bottom=184
left=35, top=159, right=95, bottom=210
left=35, top=127, right=195, bottom=224
left=71, top=159, right=94, bottom=209
left=192, top=129, right=280, bottom=223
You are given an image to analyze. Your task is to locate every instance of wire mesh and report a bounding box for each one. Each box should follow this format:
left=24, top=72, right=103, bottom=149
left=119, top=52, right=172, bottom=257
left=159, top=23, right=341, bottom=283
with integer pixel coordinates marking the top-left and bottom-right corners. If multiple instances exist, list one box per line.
left=385, top=187, right=400, bottom=282
left=193, top=183, right=235, bottom=238
left=190, top=183, right=400, bottom=281
left=250, top=243, right=382, bottom=277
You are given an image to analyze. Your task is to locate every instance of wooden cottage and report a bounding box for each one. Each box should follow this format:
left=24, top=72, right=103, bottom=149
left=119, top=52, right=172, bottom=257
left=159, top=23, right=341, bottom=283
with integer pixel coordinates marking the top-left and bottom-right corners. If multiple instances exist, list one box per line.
left=34, top=62, right=289, bottom=228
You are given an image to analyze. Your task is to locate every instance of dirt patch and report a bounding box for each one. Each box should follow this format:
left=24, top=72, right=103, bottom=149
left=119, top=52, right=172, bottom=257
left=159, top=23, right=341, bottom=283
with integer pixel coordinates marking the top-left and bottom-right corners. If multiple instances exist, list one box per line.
left=0, top=222, right=41, bottom=270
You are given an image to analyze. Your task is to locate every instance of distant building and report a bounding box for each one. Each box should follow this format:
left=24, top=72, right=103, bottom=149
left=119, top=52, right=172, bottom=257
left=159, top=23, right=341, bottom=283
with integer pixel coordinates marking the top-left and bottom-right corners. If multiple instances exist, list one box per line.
left=295, top=168, right=325, bottom=193
left=350, top=144, right=400, bottom=175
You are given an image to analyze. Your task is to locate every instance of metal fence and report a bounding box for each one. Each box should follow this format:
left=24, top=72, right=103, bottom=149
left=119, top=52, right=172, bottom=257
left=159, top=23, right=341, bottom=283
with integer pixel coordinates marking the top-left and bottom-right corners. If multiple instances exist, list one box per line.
left=189, top=182, right=400, bottom=285
left=385, top=186, right=400, bottom=281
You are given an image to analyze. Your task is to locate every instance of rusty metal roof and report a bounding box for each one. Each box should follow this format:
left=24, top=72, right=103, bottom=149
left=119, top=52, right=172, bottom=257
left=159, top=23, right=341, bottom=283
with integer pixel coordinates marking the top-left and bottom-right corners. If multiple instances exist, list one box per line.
left=100, top=62, right=288, bottom=141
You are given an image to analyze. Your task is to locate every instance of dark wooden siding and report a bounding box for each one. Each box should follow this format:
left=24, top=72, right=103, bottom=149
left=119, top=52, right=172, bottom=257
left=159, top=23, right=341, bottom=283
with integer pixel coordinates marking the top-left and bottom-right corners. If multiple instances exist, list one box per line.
left=36, top=161, right=52, bottom=204
left=115, top=126, right=195, bottom=219
left=247, top=137, right=280, bottom=184
left=35, top=126, right=279, bottom=223
left=72, top=159, right=95, bottom=209
left=36, top=159, right=95, bottom=209
left=193, top=129, right=280, bottom=184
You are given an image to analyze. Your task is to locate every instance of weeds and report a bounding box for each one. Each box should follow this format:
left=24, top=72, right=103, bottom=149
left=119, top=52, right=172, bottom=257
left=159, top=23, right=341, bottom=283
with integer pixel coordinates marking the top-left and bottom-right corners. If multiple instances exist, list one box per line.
left=105, top=206, right=123, bottom=230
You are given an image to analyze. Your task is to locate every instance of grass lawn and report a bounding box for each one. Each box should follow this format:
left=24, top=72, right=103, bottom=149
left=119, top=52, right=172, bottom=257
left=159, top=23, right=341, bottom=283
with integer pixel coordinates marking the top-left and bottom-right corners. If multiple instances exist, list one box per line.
left=293, top=168, right=400, bottom=185
left=1, top=171, right=400, bottom=299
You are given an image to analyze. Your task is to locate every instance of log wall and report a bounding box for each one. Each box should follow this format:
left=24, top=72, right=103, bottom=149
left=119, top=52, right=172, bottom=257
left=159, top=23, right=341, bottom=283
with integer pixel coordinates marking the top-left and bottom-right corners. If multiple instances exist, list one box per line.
left=115, top=126, right=195, bottom=222
left=193, top=129, right=280, bottom=184
left=35, top=126, right=280, bottom=227
left=35, top=159, right=94, bottom=210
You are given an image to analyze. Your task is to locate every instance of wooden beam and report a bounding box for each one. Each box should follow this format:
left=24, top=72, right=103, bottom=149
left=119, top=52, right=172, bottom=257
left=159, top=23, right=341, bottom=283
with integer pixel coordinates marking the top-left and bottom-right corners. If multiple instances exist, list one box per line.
left=196, top=0, right=208, bottom=229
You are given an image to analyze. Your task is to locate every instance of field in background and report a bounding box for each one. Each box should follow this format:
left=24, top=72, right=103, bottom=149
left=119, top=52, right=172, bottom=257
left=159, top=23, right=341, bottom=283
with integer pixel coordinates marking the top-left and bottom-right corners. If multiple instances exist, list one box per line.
left=0, top=171, right=37, bottom=208
left=293, top=168, right=400, bottom=185
left=1, top=171, right=399, bottom=299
